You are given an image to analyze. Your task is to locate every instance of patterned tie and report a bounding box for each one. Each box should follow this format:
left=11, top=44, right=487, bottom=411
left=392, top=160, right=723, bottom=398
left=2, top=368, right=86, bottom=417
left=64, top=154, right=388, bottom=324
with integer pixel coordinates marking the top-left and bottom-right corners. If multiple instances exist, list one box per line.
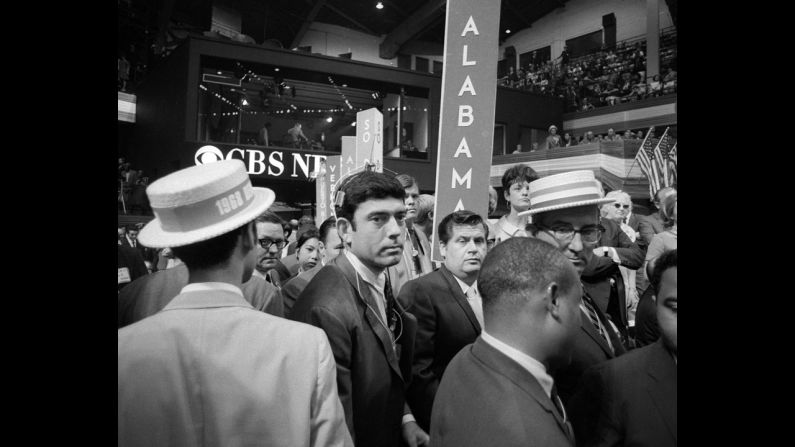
left=383, top=275, right=398, bottom=335
left=582, top=295, right=608, bottom=343
left=551, top=386, right=575, bottom=443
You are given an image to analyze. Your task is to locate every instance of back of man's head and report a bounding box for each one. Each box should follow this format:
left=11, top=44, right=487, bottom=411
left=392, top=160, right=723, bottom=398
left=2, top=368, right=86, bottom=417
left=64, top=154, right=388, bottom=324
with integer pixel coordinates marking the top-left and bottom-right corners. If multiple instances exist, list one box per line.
left=650, top=249, right=677, bottom=296
left=479, top=238, right=578, bottom=324
left=318, top=216, right=337, bottom=245
left=172, top=225, right=250, bottom=271
left=336, top=171, right=405, bottom=227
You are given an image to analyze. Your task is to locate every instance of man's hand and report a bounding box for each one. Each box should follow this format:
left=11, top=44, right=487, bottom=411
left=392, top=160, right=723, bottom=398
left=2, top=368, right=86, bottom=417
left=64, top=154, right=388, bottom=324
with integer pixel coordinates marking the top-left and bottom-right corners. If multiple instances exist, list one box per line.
left=402, top=421, right=429, bottom=447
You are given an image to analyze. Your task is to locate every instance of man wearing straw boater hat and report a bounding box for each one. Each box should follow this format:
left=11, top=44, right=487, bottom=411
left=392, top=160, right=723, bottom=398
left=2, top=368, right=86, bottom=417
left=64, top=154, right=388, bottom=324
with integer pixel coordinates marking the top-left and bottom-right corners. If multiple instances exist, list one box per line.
left=118, top=160, right=352, bottom=447
left=519, top=170, right=627, bottom=408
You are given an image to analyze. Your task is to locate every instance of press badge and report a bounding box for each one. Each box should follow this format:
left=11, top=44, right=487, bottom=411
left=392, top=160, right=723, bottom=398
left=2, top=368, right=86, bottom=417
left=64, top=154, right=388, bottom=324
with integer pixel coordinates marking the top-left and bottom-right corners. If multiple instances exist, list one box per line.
left=118, top=267, right=132, bottom=284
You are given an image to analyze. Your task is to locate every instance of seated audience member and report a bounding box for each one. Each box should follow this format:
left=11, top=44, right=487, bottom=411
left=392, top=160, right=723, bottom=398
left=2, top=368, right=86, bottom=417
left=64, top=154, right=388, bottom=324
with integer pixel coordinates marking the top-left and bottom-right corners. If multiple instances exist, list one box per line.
left=493, top=164, right=539, bottom=242
left=290, top=171, right=427, bottom=447
left=118, top=160, right=352, bottom=447
left=569, top=249, right=677, bottom=447
left=604, top=128, right=618, bottom=142
left=546, top=125, right=562, bottom=149
left=638, top=187, right=676, bottom=247
left=623, top=130, right=634, bottom=140
left=280, top=217, right=344, bottom=317
left=520, top=170, right=626, bottom=405
left=399, top=210, right=489, bottom=432
left=391, top=174, right=434, bottom=295
left=430, top=237, right=580, bottom=447
left=253, top=212, right=292, bottom=287
left=644, top=191, right=677, bottom=278
left=563, top=132, right=574, bottom=147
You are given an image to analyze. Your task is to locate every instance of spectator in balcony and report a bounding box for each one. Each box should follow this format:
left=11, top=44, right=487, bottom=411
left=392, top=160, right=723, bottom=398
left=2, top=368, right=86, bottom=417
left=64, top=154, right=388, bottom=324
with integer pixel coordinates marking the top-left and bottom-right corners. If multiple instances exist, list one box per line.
left=563, top=132, right=574, bottom=147
left=636, top=129, right=645, bottom=141
left=507, top=66, right=519, bottom=87
left=623, top=130, right=634, bottom=140
left=581, top=97, right=595, bottom=111
left=648, top=74, right=662, bottom=97
left=531, top=142, right=539, bottom=152
left=287, top=123, right=309, bottom=148
left=546, top=125, right=562, bottom=149
left=604, top=128, right=619, bottom=142
left=582, top=131, right=596, bottom=144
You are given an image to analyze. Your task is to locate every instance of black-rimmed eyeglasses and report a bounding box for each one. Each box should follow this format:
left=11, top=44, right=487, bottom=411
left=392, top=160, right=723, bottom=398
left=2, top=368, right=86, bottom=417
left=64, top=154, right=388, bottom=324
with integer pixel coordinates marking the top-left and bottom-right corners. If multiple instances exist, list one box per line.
left=527, top=223, right=604, bottom=244
left=259, top=237, right=287, bottom=250
left=613, top=203, right=630, bottom=209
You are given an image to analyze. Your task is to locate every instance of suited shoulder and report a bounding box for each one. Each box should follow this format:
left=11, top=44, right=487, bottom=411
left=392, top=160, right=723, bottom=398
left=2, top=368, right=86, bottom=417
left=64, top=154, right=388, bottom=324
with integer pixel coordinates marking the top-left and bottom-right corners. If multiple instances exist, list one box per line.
left=293, top=263, right=356, bottom=311
left=592, top=341, right=662, bottom=377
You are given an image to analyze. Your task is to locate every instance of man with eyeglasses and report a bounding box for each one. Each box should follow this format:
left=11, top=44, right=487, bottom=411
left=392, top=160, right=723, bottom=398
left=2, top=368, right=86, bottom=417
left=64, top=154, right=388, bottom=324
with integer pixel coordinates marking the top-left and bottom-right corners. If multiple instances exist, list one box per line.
left=253, top=211, right=293, bottom=288
left=519, top=170, right=626, bottom=407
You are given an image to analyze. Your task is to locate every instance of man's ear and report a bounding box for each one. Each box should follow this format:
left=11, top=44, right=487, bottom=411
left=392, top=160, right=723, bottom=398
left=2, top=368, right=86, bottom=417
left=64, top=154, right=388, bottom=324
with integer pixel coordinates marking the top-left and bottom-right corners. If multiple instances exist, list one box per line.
left=546, top=282, right=563, bottom=320
left=241, top=221, right=257, bottom=252
left=439, top=241, right=447, bottom=259
left=336, top=217, right=353, bottom=246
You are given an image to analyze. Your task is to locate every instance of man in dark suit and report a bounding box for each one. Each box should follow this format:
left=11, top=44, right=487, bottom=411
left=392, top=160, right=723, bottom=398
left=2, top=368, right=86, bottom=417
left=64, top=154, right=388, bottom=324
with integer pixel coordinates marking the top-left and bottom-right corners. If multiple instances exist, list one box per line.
left=290, top=171, right=428, bottom=447
left=121, top=225, right=158, bottom=267
left=398, top=210, right=487, bottom=432
left=569, top=249, right=677, bottom=446
left=521, top=170, right=627, bottom=405
left=430, top=238, right=581, bottom=447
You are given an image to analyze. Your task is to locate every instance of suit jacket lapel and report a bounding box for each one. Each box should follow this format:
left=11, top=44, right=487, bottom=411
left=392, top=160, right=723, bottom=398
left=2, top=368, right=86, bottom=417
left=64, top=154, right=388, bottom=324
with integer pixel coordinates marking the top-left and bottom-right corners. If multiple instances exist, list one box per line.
left=333, top=255, right=405, bottom=381
left=646, top=340, right=677, bottom=443
left=438, top=266, right=481, bottom=333
left=471, top=338, right=572, bottom=442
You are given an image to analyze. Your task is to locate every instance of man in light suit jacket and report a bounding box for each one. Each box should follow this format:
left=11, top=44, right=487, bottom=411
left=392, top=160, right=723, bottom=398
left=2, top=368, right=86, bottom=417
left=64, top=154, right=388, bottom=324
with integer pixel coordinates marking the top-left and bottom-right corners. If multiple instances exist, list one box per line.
left=290, top=171, right=428, bottom=447
left=117, top=262, right=284, bottom=328
left=398, top=210, right=487, bottom=432
left=430, top=238, right=581, bottom=447
left=569, top=249, right=677, bottom=447
left=390, top=174, right=434, bottom=296
left=118, top=160, right=352, bottom=447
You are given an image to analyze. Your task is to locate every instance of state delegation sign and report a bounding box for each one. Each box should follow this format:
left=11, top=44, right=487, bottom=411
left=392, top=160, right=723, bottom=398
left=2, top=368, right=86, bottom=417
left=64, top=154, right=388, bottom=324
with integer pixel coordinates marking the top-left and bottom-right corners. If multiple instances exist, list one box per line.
left=432, top=0, right=500, bottom=260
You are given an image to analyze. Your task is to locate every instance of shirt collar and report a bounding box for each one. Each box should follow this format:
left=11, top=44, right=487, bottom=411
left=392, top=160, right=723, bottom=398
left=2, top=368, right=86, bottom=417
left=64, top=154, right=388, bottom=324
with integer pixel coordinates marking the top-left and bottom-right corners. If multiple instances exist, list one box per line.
left=453, top=275, right=478, bottom=296
left=180, top=282, right=244, bottom=298
left=480, top=330, right=554, bottom=398
left=498, top=216, right=528, bottom=238
left=344, top=251, right=385, bottom=290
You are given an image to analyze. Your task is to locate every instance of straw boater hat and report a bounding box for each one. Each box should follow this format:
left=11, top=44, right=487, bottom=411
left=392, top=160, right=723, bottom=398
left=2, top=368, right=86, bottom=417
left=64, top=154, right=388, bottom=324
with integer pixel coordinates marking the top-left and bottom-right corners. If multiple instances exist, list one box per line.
left=138, top=159, right=275, bottom=248
left=518, top=170, right=614, bottom=216
left=548, top=125, right=558, bottom=132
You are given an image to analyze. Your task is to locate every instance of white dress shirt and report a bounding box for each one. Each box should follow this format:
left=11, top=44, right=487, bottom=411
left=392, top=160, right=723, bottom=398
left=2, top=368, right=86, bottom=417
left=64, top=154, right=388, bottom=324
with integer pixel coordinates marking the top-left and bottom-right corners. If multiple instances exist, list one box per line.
left=344, top=251, right=388, bottom=327
left=480, top=330, right=554, bottom=398
left=181, top=282, right=244, bottom=298
left=452, top=275, right=484, bottom=329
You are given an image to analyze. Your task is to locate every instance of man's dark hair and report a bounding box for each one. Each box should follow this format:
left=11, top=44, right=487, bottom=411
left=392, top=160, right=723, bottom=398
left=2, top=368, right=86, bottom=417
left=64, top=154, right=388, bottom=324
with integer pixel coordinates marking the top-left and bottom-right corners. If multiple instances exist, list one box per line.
left=125, top=224, right=138, bottom=233
left=336, top=171, right=405, bottom=228
left=256, top=211, right=285, bottom=227
left=650, top=249, right=677, bottom=295
left=501, top=164, right=539, bottom=191
left=172, top=223, right=251, bottom=271
left=479, top=237, right=578, bottom=319
left=437, top=210, right=488, bottom=244
left=395, top=173, right=417, bottom=190
left=298, top=215, right=314, bottom=227
left=296, top=228, right=320, bottom=250
left=318, top=216, right=337, bottom=244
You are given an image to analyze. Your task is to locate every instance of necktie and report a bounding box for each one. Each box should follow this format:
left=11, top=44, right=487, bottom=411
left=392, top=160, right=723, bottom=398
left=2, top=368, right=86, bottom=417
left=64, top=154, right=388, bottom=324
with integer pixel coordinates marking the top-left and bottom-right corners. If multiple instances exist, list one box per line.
left=406, top=227, right=423, bottom=276
left=383, top=275, right=398, bottom=335
left=466, top=287, right=485, bottom=329
left=583, top=295, right=609, bottom=345
left=551, top=386, right=575, bottom=443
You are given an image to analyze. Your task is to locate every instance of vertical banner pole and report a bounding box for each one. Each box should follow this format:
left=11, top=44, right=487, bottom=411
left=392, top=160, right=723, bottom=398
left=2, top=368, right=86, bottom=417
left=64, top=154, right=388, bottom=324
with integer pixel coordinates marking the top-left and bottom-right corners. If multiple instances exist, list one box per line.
left=431, top=0, right=501, bottom=261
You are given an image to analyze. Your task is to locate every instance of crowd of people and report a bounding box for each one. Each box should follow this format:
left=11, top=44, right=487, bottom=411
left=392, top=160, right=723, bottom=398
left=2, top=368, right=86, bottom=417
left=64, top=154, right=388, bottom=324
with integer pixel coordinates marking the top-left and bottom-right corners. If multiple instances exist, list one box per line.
left=118, top=158, right=677, bottom=446
left=500, top=33, right=677, bottom=113
left=118, top=157, right=151, bottom=214
left=514, top=124, right=670, bottom=153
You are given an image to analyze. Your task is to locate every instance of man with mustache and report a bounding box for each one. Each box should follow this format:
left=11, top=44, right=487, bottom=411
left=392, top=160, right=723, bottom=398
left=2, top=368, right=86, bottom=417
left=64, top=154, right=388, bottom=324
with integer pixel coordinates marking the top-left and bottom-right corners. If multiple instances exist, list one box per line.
left=520, top=170, right=627, bottom=406
left=290, top=170, right=428, bottom=447
left=398, top=210, right=488, bottom=432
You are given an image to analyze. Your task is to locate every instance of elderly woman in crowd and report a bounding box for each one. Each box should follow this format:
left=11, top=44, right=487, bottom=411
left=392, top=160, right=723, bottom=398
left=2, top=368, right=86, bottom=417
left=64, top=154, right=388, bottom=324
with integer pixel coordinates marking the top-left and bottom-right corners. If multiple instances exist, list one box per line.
left=546, top=125, right=562, bottom=149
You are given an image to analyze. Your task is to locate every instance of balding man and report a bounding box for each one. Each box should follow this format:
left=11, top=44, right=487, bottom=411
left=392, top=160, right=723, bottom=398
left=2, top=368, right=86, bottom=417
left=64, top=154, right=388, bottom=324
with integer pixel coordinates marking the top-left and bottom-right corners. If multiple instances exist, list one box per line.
left=430, top=238, right=580, bottom=446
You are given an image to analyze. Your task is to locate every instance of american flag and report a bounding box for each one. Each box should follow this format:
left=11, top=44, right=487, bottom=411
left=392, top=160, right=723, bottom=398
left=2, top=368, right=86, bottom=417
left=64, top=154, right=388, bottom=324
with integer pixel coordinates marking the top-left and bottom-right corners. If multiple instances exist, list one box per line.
left=667, top=143, right=677, bottom=186
left=654, top=128, right=674, bottom=186
left=634, top=128, right=663, bottom=199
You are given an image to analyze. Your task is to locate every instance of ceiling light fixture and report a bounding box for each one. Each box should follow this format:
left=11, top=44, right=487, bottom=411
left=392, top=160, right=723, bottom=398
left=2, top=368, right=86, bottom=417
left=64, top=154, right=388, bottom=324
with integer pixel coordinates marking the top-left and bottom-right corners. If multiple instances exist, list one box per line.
left=376, top=2, right=384, bottom=9
left=505, top=29, right=511, bottom=34
left=274, top=68, right=280, bottom=72
left=326, top=117, right=333, bottom=123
